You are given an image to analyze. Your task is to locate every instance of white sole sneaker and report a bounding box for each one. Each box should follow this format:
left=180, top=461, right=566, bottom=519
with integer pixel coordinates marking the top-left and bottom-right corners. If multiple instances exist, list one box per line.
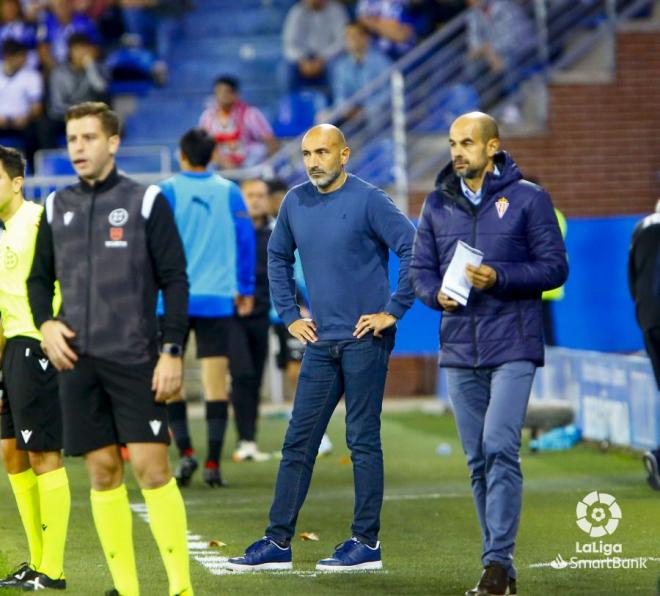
left=227, top=561, right=292, bottom=572
left=315, top=560, right=383, bottom=572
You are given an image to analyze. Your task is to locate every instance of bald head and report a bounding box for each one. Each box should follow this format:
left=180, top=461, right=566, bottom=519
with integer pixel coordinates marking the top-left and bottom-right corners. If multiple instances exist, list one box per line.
left=451, top=111, right=499, bottom=144
left=301, top=124, right=350, bottom=192
left=302, top=124, right=347, bottom=150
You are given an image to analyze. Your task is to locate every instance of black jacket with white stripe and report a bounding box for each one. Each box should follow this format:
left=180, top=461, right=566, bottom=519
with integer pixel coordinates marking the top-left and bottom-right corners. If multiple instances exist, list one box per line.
left=27, top=167, right=189, bottom=365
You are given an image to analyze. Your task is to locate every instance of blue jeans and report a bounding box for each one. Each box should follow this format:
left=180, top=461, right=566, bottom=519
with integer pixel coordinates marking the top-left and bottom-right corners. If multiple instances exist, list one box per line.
left=266, top=333, right=394, bottom=546
left=446, top=361, right=536, bottom=578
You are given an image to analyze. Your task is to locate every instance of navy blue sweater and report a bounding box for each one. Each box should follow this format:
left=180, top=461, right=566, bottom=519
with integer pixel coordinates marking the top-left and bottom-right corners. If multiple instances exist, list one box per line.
left=268, top=174, right=416, bottom=340
left=411, top=152, right=569, bottom=368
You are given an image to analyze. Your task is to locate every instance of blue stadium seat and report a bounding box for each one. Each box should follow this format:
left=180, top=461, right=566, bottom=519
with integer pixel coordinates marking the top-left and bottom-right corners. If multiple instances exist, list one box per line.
left=273, top=91, right=327, bottom=138
left=34, top=152, right=76, bottom=176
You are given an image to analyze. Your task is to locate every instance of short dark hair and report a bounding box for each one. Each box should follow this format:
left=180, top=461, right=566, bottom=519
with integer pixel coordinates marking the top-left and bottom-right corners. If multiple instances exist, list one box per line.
left=67, top=32, right=93, bottom=48
left=179, top=128, right=216, bottom=167
left=267, top=178, right=288, bottom=195
left=0, top=145, right=26, bottom=179
left=214, top=75, right=239, bottom=91
left=1, top=38, right=28, bottom=56
left=66, top=102, right=120, bottom=137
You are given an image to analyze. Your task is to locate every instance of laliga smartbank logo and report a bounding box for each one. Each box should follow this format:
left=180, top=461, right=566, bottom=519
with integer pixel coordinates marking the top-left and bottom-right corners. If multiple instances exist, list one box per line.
left=575, top=490, right=621, bottom=537
left=536, top=491, right=653, bottom=571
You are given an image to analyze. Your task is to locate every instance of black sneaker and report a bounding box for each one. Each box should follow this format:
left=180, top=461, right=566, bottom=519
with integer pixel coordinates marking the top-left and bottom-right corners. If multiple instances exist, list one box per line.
left=643, top=451, right=660, bottom=491
left=203, top=462, right=226, bottom=487
left=20, top=571, right=66, bottom=591
left=174, top=455, right=198, bottom=487
left=465, top=562, right=516, bottom=595
left=0, top=562, right=32, bottom=587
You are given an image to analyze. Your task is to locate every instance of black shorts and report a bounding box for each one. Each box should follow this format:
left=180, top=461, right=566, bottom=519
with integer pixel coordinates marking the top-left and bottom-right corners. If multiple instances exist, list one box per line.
left=181, top=316, right=232, bottom=358
left=272, top=323, right=306, bottom=369
left=58, top=355, right=169, bottom=456
left=0, top=337, right=62, bottom=452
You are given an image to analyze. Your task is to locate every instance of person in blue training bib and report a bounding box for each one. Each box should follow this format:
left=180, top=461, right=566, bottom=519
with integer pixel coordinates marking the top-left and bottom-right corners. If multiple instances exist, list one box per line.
left=229, top=123, right=416, bottom=573
left=159, top=128, right=256, bottom=488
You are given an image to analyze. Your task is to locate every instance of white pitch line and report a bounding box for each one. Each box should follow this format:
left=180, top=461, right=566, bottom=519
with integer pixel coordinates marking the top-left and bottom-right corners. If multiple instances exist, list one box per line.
left=130, top=503, right=230, bottom=576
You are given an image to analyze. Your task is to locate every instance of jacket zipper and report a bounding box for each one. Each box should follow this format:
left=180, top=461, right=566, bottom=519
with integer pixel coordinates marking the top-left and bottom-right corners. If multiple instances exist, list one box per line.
left=84, top=192, right=96, bottom=353
left=471, top=212, right=478, bottom=368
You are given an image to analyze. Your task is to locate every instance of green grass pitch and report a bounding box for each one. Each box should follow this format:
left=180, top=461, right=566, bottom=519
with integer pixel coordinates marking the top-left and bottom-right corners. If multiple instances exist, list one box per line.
left=1, top=410, right=658, bottom=595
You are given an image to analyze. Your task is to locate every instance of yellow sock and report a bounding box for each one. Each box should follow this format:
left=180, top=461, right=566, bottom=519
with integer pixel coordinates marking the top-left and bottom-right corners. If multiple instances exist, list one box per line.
left=8, top=469, right=42, bottom=570
left=142, top=478, right=193, bottom=596
left=36, top=467, right=70, bottom=579
left=90, top=484, right=139, bottom=596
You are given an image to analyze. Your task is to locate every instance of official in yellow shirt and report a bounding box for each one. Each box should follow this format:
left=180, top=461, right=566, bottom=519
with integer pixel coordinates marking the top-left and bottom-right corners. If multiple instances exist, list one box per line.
left=0, top=146, right=70, bottom=591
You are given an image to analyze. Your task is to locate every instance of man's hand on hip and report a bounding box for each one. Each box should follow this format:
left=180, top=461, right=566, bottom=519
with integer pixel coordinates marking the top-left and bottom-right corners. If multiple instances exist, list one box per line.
left=288, top=318, right=318, bottom=345
left=152, top=353, right=183, bottom=403
left=40, top=320, right=78, bottom=370
left=354, top=312, right=396, bottom=338
left=466, top=264, right=497, bottom=290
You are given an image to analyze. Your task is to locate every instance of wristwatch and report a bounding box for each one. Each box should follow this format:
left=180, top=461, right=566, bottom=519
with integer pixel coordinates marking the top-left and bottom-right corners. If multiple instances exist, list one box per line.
left=160, top=343, right=183, bottom=357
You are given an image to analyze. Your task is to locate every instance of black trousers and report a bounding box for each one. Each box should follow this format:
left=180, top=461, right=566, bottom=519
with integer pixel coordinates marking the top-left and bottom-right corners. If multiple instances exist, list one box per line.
left=643, top=326, right=660, bottom=390
left=230, top=315, right=270, bottom=442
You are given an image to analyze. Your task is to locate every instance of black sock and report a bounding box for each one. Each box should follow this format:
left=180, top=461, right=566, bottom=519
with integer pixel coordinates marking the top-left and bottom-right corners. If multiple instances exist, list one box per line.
left=167, top=401, right=192, bottom=456
left=206, top=401, right=228, bottom=465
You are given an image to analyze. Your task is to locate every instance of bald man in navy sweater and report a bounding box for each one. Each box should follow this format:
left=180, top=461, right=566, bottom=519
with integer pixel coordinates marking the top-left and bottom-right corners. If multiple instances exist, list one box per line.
left=229, top=124, right=416, bottom=572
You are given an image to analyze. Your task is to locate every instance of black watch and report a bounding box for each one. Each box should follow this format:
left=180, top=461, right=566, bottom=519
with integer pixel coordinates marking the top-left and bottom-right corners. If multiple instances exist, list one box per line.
left=160, top=343, right=183, bottom=357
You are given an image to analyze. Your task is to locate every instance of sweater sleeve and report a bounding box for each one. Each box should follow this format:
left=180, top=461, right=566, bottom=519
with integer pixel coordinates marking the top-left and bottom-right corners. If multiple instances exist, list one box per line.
left=492, top=190, right=569, bottom=294
left=267, top=196, right=301, bottom=327
left=229, top=183, right=256, bottom=296
left=410, top=194, right=443, bottom=311
left=367, top=188, right=416, bottom=319
left=27, top=208, right=57, bottom=329
left=146, top=193, right=189, bottom=344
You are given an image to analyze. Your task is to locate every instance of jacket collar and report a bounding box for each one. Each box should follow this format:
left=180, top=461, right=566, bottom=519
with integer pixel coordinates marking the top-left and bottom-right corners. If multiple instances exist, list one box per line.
left=435, top=151, right=522, bottom=213
left=78, top=166, right=121, bottom=194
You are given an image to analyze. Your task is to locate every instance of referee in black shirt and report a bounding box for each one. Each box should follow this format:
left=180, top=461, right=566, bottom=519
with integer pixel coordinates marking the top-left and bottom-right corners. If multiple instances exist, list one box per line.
left=27, top=102, right=194, bottom=596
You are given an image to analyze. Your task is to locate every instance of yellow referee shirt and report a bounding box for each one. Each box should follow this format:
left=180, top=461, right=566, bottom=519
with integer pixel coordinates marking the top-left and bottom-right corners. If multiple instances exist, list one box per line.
left=0, top=200, right=60, bottom=340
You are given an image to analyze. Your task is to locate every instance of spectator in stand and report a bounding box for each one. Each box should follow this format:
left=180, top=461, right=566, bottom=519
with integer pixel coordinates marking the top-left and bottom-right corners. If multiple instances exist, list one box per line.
left=199, top=75, right=278, bottom=170
left=119, top=0, right=190, bottom=85
left=73, top=0, right=125, bottom=50
left=0, top=0, right=37, bottom=57
left=357, top=0, right=417, bottom=60
left=465, top=0, right=536, bottom=124
left=330, top=21, right=390, bottom=123
left=282, top=0, right=348, bottom=93
left=36, top=0, right=99, bottom=71
left=38, top=32, right=108, bottom=149
left=0, top=39, right=41, bottom=160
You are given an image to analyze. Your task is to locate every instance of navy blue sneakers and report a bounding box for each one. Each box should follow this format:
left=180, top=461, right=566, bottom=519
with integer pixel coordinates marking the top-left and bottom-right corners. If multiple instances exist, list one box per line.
left=227, top=537, right=292, bottom=571
left=316, top=537, right=383, bottom=571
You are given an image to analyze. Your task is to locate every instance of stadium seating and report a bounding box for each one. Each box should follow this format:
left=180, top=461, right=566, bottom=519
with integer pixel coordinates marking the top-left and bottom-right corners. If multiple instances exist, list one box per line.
left=122, top=0, right=296, bottom=150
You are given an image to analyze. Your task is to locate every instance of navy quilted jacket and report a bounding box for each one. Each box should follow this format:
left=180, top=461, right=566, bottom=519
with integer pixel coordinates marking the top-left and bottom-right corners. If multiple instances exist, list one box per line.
left=411, top=152, right=568, bottom=368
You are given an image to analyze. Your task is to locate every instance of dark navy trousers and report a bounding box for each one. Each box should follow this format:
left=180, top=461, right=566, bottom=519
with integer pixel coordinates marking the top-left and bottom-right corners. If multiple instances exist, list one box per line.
left=266, top=333, right=394, bottom=546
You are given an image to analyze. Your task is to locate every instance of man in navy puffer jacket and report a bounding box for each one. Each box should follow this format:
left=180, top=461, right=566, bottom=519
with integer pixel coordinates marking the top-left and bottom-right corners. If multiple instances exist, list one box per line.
left=411, top=112, right=568, bottom=596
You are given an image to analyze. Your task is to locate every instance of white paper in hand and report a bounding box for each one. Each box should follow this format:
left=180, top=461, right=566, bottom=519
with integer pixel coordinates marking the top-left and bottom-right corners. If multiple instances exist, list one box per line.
left=440, top=240, right=484, bottom=306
